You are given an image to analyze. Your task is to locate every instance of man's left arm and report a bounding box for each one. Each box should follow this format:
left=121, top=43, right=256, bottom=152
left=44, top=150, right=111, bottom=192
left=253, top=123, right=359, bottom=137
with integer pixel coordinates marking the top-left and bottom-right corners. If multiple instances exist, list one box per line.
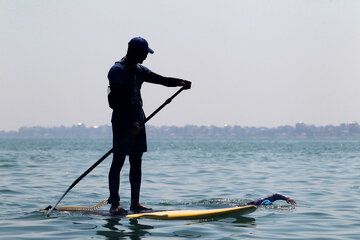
left=145, top=72, right=191, bottom=89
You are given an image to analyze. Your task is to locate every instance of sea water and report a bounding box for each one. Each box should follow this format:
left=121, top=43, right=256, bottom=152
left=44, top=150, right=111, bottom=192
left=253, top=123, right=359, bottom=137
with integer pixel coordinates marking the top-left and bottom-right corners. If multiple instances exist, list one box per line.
left=0, top=138, right=359, bottom=239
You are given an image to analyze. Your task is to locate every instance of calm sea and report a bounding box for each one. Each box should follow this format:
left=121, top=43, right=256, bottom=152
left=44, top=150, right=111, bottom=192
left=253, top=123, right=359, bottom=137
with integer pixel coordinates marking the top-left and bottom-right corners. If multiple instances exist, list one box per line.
left=0, top=138, right=359, bottom=239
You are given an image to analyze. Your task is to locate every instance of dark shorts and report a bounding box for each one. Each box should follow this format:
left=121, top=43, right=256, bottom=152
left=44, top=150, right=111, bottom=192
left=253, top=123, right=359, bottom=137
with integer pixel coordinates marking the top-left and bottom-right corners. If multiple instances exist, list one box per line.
left=112, top=121, right=147, bottom=155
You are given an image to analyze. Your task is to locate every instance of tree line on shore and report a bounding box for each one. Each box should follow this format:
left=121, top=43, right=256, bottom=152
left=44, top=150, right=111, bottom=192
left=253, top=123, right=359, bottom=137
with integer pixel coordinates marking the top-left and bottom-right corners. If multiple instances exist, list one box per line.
left=1, top=122, right=360, bottom=139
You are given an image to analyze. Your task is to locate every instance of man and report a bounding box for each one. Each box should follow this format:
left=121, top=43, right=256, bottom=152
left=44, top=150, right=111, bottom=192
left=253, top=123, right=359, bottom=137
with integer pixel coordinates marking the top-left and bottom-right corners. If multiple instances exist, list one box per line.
left=107, top=37, right=191, bottom=215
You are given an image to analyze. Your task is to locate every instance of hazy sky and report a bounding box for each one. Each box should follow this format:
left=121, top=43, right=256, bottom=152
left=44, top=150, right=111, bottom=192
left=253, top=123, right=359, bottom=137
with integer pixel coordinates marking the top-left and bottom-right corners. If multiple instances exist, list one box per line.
left=1, top=0, right=359, bottom=130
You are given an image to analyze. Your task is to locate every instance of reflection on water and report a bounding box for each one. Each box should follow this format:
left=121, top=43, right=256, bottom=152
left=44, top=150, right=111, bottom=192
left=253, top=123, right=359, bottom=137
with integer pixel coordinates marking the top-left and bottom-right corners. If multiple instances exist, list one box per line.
left=219, top=215, right=256, bottom=225
left=97, top=215, right=255, bottom=240
left=185, top=214, right=256, bottom=225
left=97, top=217, right=153, bottom=240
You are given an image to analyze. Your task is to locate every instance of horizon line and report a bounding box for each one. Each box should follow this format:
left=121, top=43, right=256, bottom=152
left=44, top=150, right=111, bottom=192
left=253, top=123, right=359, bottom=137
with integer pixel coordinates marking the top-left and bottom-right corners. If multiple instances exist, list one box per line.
left=2, top=121, right=360, bottom=132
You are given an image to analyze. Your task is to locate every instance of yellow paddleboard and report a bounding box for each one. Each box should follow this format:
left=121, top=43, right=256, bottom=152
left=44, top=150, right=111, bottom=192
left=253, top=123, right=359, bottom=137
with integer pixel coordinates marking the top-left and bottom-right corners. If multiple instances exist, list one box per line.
left=125, top=205, right=256, bottom=220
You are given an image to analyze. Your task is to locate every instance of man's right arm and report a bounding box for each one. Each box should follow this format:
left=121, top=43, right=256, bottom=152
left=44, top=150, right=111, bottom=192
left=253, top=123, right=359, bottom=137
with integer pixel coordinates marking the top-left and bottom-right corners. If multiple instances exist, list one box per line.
left=108, top=67, right=133, bottom=127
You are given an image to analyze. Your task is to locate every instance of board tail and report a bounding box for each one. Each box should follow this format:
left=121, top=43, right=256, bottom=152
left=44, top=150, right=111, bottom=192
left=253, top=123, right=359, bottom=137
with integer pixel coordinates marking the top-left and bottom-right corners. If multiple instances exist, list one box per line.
left=41, top=200, right=108, bottom=212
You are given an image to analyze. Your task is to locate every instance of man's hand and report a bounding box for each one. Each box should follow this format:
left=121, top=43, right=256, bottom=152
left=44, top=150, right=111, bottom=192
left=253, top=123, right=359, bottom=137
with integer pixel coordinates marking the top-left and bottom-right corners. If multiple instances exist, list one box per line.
left=130, top=122, right=143, bottom=135
left=286, top=197, right=296, bottom=205
left=180, top=80, right=191, bottom=89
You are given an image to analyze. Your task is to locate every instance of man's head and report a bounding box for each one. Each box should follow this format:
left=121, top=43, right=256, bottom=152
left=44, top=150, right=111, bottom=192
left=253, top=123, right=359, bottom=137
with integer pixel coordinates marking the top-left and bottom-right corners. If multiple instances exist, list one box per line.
left=128, top=37, right=154, bottom=54
left=126, top=37, right=154, bottom=65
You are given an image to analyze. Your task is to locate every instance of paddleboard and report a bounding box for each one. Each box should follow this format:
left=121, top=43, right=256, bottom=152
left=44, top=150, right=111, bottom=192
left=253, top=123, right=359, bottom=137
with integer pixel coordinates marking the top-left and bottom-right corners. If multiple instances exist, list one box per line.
left=126, top=205, right=256, bottom=220
left=41, top=205, right=256, bottom=220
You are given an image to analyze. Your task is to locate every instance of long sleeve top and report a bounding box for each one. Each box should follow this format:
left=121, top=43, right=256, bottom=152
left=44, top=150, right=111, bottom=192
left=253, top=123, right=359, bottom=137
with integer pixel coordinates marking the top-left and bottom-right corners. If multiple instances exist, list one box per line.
left=247, top=193, right=289, bottom=206
left=107, top=59, right=183, bottom=127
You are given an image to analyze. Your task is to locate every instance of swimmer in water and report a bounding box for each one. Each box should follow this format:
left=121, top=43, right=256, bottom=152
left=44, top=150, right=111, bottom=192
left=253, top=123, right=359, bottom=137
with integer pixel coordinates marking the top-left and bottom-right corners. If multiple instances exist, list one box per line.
left=247, top=193, right=296, bottom=206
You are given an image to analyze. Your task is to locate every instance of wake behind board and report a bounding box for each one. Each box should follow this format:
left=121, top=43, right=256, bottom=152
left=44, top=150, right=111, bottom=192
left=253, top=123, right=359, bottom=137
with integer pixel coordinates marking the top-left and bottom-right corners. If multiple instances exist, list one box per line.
left=41, top=205, right=256, bottom=220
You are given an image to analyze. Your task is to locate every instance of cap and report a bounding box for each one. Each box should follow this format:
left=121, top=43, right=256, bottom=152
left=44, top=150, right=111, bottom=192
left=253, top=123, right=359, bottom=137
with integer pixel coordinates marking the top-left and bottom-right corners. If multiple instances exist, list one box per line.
left=128, top=37, right=154, bottom=54
left=260, top=200, right=273, bottom=205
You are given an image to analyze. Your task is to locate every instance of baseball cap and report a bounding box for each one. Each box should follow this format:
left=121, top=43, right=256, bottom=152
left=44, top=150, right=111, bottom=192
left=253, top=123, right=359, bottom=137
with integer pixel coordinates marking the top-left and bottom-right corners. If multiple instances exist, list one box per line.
left=128, top=37, right=154, bottom=54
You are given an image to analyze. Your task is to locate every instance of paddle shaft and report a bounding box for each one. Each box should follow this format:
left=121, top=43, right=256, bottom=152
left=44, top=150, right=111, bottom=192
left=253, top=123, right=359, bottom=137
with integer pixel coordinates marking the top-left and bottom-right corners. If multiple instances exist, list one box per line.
left=46, top=148, right=112, bottom=215
left=47, top=86, right=185, bottom=215
left=143, top=86, right=185, bottom=125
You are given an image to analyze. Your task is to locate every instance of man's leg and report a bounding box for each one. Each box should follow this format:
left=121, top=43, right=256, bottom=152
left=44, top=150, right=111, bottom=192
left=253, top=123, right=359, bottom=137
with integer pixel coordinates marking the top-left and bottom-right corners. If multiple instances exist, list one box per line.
left=129, top=152, right=152, bottom=212
left=129, top=152, right=143, bottom=208
left=108, top=153, right=126, bottom=207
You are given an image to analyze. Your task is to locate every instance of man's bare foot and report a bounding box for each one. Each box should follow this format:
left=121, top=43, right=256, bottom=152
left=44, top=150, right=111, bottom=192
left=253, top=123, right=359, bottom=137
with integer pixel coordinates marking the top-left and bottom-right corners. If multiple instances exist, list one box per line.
left=130, top=203, right=152, bottom=213
left=109, top=205, right=128, bottom=215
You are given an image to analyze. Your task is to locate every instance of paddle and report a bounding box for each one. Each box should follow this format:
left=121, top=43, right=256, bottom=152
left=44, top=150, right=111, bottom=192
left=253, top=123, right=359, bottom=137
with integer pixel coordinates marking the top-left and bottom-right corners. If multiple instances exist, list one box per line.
left=47, top=86, right=186, bottom=215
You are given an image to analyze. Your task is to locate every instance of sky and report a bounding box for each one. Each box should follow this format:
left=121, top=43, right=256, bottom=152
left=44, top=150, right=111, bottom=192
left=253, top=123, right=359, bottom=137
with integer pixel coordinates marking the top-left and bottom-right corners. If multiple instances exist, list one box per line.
left=1, top=0, right=360, bottom=131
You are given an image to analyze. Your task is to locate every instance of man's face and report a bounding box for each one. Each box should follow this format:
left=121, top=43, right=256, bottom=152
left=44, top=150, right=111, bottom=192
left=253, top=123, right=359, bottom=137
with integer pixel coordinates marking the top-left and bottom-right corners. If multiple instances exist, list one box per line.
left=133, top=50, right=148, bottom=64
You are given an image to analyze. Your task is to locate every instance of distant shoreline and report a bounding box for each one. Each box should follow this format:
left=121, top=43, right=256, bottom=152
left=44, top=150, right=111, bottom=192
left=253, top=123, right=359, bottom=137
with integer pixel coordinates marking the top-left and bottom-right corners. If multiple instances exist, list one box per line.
left=1, top=122, right=360, bottom=139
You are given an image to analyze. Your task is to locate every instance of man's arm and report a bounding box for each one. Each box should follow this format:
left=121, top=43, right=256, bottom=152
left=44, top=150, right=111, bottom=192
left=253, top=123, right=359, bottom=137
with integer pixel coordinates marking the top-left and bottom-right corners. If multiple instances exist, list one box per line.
left=108, top=83, right=133, bottom=126
left=145, top=72, right=191, bottom=89
left=108, top=66, right=137, bottom=128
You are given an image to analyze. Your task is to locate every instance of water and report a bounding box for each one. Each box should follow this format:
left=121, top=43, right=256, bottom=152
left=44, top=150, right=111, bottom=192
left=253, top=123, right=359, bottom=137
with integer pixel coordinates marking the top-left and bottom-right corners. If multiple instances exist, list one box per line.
left=1, top=138, right=360, bottom=239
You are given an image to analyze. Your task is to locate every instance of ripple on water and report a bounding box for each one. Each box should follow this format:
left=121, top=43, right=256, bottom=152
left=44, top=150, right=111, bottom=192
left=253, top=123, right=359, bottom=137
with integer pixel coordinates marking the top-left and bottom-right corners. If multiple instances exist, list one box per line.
left=1, top=139, right=360, bottom=239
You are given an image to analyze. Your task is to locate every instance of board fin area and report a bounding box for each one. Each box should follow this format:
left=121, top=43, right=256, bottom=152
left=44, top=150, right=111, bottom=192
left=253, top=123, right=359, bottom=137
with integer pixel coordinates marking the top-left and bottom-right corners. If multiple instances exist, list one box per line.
left=41, top=200, right=108, bottom=213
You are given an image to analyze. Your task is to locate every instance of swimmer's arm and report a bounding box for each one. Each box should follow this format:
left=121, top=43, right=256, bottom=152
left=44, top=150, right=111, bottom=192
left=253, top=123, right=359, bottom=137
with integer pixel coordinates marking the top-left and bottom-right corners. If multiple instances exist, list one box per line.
left=270, top=193, right=296, bottom=204
left=248, top=193, right=296, bottom=205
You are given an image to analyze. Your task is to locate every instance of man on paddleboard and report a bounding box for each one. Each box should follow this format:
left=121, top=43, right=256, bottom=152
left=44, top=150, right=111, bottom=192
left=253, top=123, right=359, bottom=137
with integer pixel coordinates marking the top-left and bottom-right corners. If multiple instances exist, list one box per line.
left=107, top=37, right=191, bottom=215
